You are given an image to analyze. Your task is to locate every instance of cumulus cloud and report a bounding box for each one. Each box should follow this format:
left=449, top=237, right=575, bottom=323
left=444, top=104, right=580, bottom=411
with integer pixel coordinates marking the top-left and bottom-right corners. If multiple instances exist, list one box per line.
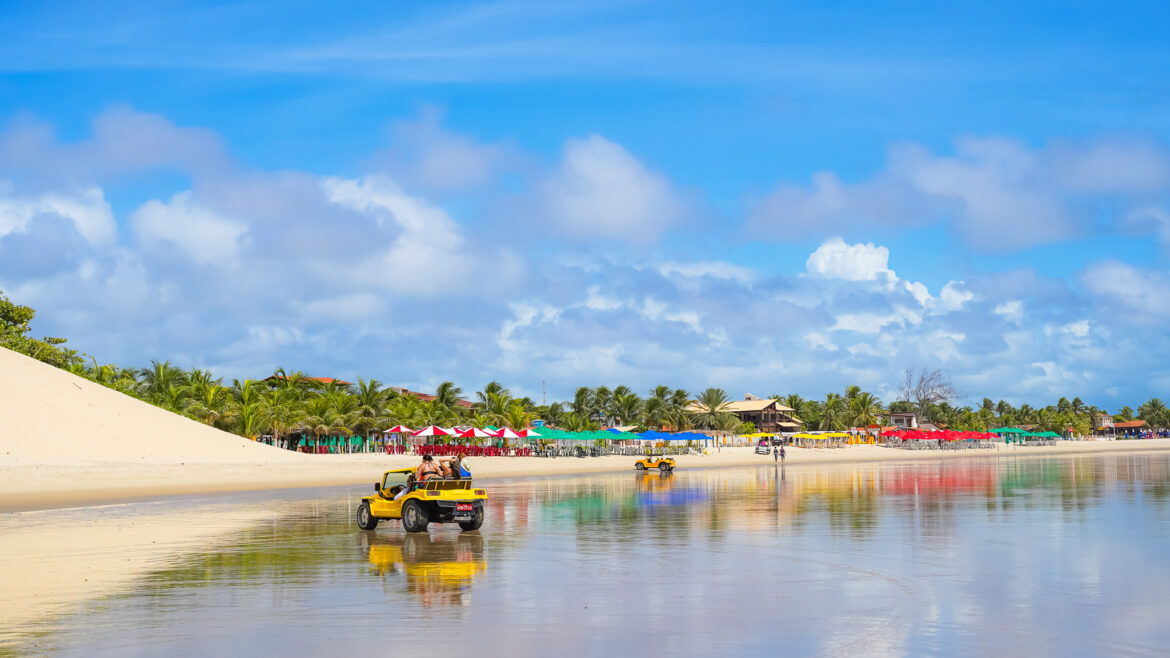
left=0, top=107, right=229, bottom=184
left=0, top=182, right=116, bottom=245
left=1083, top=261, right=1170, bottom=321
left=805, top=237, right=894, bottom=281
left=535, top=135, right=685, bottom=245
left=751, top=135, right=1170, bottom=251
left=369, top=107, right=520, bottom=195
left=133, top=192, right=248, bottom=266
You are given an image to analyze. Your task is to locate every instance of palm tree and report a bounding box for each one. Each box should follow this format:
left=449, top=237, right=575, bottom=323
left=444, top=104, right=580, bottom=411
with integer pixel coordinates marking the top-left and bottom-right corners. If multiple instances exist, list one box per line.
left=476, top=381, right=508, bottom=405
left=435, top=381, right=464, bottom=412
left=711, top=412, right=742, bottom=434
left=593, top=386, right=613, bottom=421
left=612, top=390, right=643, bottom=426
left=570, top=387, right=594, bottom=418
left=643, top=396, right=667, bottom=429
left=185, top=379, right=228, bottom=426
left=848, top=392, right=883, bottom=428
left=265, top=387, right=305, bottom=449
left=818, top=393, right=847, bottom=430
left=350, top=378, right=388, bottom=443
left=302, top=395, right=350, bottom=452
left=503, top=401, right=533, bottom=430
left=544, top=402, right=565, bottom=427
left=139, top=360, right=185, bottom=400
left=269, top=367, right=308, bottom=391
left=692, top=388, right=731, bottom=429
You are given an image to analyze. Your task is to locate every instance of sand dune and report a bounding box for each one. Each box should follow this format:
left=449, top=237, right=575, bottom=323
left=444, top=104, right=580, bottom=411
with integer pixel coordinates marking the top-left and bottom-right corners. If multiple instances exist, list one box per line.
left=0, top=346, right=300, bottom=464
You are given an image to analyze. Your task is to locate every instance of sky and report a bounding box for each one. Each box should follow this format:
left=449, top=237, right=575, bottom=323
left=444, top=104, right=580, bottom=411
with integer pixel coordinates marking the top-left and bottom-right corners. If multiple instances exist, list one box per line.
left=1, top=0, right=1169, bottom=409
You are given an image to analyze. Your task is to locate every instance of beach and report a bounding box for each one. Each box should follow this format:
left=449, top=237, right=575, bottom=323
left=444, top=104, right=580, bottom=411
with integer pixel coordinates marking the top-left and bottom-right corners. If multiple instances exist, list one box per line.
left=4, top=346, right=1170, bottom=512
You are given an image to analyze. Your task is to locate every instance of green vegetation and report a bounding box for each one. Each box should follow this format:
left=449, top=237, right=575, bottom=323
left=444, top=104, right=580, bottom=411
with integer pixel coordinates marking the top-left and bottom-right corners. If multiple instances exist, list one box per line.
left=3, top=290, right=1168, bottom=446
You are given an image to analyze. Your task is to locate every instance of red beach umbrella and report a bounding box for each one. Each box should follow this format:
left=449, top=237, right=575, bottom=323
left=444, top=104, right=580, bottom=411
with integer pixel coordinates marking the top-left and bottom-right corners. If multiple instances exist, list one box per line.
left=386, top=425, right=414, bottom=434
left=456, top=427, right=493, bottom=439
left=494, top=428, right=523, bottom=439
left=413, top=425, right=452, bottom=437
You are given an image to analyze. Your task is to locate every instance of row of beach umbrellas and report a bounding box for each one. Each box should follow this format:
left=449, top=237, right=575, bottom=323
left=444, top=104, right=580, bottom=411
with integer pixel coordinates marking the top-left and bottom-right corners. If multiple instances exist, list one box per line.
left=385, top=425, right=541, bottom=439
left=880, top=429, right=999, bottom=441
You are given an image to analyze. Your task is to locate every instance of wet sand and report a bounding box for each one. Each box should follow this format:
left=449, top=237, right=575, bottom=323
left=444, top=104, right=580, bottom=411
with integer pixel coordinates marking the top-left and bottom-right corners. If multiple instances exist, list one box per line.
left=5, top=439, right=1170, bottom=513
left=6, top=454, right=1170, bottom=656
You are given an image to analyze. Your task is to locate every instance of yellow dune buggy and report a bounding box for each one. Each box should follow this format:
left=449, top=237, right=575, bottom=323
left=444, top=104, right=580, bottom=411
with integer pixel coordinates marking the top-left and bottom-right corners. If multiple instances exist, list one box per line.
left=635, top=456, right=675, bottom=472
left=357, top=468, right=488, bottom=533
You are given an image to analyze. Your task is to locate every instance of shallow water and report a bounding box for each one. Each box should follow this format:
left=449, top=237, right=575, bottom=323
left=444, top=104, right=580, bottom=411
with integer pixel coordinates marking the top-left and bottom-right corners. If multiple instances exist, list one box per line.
left=8, top=454, right=1170, bottom=657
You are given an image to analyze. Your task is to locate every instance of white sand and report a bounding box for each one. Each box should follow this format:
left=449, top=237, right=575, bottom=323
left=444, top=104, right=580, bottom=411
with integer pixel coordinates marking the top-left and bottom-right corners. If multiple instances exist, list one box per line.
left=4, top=345, right=1170, bottom=513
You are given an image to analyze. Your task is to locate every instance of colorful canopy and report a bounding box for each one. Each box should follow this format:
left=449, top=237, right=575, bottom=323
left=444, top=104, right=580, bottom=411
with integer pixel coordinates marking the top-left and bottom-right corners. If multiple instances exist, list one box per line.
left=990, top=427, right=1027, bottom=434
left=519, top=428, right=542, bottom=437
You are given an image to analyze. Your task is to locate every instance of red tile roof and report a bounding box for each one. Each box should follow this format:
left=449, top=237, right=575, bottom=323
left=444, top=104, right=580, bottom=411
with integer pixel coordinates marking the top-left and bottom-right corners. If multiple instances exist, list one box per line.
left=1113, top=420, right=1148, bottom=429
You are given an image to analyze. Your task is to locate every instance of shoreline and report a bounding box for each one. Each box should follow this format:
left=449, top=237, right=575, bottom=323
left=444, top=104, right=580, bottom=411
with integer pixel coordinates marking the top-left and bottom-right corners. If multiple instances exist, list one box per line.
left=5, top=438, right=1170, bottom=513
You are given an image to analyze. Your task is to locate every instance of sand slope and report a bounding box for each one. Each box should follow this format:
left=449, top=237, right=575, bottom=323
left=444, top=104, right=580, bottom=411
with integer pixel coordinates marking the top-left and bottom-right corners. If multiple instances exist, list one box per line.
left=0, top=346, right=299, bottom=463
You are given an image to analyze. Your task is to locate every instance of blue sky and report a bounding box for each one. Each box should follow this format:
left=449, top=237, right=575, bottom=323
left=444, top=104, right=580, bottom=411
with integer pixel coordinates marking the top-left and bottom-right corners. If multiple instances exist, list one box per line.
left=1, top=0, right=1169, bottom=409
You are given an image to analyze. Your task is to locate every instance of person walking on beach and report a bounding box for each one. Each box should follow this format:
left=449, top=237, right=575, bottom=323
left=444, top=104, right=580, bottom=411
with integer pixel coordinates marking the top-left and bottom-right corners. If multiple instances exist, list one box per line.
left=780, top=445, right=786, bottom=463
left=773, top=445, right=779, bottom=463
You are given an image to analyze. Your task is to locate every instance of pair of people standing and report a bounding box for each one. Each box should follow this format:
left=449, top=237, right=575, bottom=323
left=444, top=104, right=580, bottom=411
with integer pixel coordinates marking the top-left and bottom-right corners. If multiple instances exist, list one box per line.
left=773, top=445, right=786, bottom=463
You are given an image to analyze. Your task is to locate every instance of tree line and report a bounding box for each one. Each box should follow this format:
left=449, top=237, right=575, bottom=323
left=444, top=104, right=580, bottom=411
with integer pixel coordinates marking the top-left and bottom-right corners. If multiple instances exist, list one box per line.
left=4, top=290, right=1169, bottom=443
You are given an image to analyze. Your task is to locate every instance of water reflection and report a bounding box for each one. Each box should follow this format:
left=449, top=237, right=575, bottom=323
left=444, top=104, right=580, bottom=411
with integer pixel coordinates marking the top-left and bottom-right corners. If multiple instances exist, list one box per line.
left=10, top=453, right=1170, bottom=657
left=361, top=532, right=486, bottom=607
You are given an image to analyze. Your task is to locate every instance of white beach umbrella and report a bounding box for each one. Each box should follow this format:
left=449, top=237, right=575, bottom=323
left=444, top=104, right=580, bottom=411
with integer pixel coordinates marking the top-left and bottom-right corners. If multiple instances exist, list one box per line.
left=413, top=425, right=452, bottom=437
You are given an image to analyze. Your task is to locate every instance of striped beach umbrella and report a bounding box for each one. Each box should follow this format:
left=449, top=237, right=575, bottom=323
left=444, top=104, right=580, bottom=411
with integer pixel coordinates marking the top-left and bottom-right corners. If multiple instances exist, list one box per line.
left=413, top=425, right=452, bottom=437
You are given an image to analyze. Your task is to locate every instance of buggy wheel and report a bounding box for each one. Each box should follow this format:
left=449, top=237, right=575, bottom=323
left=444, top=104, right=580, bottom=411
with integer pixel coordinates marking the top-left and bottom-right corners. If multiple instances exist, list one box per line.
left=401, top=500, right=430, bottom=533
left=356, top=503, right=378, bottom=530
left=659, top=462, right=669, bottom=472
left=636, top=462, right=646, bottom=470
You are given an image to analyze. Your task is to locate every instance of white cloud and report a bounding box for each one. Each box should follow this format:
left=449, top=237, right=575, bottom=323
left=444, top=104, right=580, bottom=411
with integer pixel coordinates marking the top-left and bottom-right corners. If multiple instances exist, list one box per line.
left=830, top=312, right=908, bottom=334
left=132, top=191, right=248, bottom=266
left=0, top=182, right=116, bottom=244
left=1045, top=319, right=1090, bottom=338
left=803, top=331, right=838, bottom=351
left=994, top=300, right=1024, bottom=322
left=1083, top=261, right=1170, bottom=321
left=935, top=281, right=973, bottom=312
left=372, top=107, right=519, bottom=194
left=656, top=261, right=755, bottom=283
left=537, top=135, right=683, bottom=245
left=805, top=237, right=894, bottom=282
left=1123, top=206, right=1170, bottom=247
left=903, top=280, right=932, bottom=305
left=322, top=175, right=471, bottom=295
left=752, top=136, right=1170, bottom=251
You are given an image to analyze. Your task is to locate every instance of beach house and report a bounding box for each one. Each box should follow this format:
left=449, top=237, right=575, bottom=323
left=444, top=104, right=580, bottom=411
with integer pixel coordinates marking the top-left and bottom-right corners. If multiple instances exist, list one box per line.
left=689, top=394, right=803, bottom=433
